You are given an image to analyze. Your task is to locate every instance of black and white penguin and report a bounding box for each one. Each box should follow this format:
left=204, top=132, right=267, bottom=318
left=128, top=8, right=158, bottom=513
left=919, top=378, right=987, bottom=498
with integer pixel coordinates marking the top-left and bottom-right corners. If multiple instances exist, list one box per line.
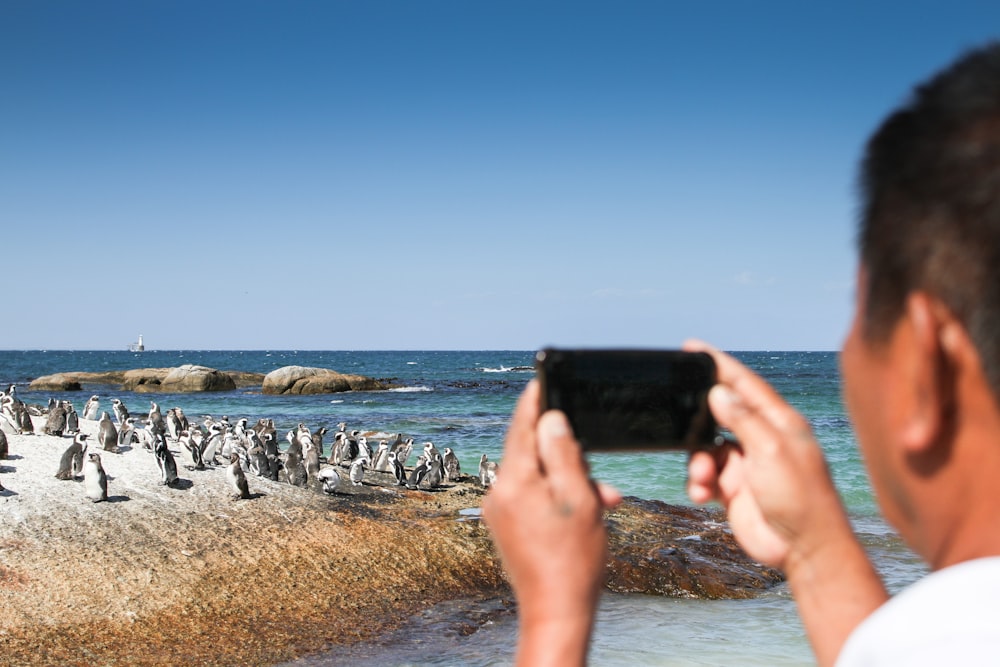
left=165, top=407, right=188, bottom=441
left=55, top=433, right=88, bottom=480
left=97, top=411, right=119, bottom=452
left=349, top=457, right=365, bottom=486
left=372, top=440, right=390, bottom=472
left=147, top=401, right=166, bottom=439
left=425, top=453, right=444, bottom=489
left=318, top=466, right=341, bottom=494
left=111, top=398, right=129, bottom=426
left=226, top=452, right=251, bottom=500
left=393, top=438, right=414, bottom=467
left=406, top=456, right=429, bottom=490
left=442, top=447, right=461, bottom=481
left=43, top=401, right=67, bottom=436
left=64, top=402, right=79, bottom=435
left=201, top=424, right=224, bottom=465
left=283, top=447, right=308, bottom=487
left=154, top=434, right=179, bottom=487
left=262, top=432, right=280, bottom=481
left=247, top=441, right=269, bottom=477
left=311, top=426, right=328, bottom=458
left=479, top=454, right=498, bottom=488
left=180, top=430, right=205, bottom=470
left=82, top=395, right=100, bottom=421
left=422, top=441, right=440, bottom=462
left=389, top=451, right=406, bottom=486
left=83, top=452, right=108, bottom=502
left=117, top=417, right=139, bottom=450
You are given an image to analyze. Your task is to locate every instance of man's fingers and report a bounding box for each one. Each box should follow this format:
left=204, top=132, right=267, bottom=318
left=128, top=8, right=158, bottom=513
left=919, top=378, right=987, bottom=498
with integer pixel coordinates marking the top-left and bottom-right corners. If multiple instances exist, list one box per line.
left=536, top=410, right=591, bottom=496
left=595, top=481, right=623, bottom=510
left=496, top=380, right=543, bottom=481
left=685, top=340, right=806, bottom=452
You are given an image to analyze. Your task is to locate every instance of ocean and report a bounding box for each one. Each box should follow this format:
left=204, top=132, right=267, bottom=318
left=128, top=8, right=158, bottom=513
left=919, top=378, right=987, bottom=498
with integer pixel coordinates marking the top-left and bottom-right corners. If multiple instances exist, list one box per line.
left=0, top=349, right=926, bottom=666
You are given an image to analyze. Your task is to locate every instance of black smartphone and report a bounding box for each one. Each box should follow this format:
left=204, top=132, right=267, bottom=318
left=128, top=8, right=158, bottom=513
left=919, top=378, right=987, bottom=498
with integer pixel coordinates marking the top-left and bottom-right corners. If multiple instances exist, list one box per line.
left=535, top=348, right=719, bottom=451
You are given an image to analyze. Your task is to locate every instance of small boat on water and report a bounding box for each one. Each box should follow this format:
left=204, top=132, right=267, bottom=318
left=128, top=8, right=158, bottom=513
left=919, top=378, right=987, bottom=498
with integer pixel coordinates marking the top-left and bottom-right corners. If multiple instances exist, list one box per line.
left=128, top=334, right=145, bottom=352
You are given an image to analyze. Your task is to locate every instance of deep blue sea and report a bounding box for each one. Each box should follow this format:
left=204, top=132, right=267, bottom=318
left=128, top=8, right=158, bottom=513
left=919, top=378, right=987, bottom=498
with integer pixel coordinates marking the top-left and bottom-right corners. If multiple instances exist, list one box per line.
left=0, top=350, right=925, bottom=666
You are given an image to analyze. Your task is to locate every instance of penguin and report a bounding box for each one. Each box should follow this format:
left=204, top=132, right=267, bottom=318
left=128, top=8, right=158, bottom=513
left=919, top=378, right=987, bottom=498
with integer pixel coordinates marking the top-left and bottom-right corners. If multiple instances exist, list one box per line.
left=423, top=441, right=440, bottom=462
left=0, top=428, right=7, bottom=459
left=83, top=452, right=108, bottom=502
left=372, top=440, right=390, bottom=472
left=406, top=455, right=429, bottom=490
left=312, top=426, right=328, bottom=458
left=64, top=402, right=79, bottom=435
left=389, top=451, right=407, bottom=486
left=180, top=430, right=205, bottom=470
left=82, top=395, right=100, bottom=421
left=302, top=434, right=321, bottom=483
left=226, top=452, right=251, bottom=500
left=262, top=432, right=280, bottom=481
left=328, top=432, right=346, bottom=466
left=154, top=434, right=179, bottom=487
left=318, top=466, right=341, bottom=494
left=147, top=401, right=165, bottom=438
left=393, top=438, right=414, bottom=467
left=349, top=457, right=365, bottom=487
left=357, top=436, right=372, bottom=465
left=111, top=398, right=129, bottom=426
left=43, top=401, right=67, bottom=436
left=201, top=424, right=224, bottom=465
left=163, top=408, right=186, bottom=442
left=15, top=403, right=33, bottom=435
left=55, top=433, right=88, bottom=480
left=479, top=454, right=498, bottom=488
left=117, top=417, right=139, bottom=450
left=442, top=447, right=461, bottom=481
left=247, top=442, right=269, bottom=477
left=425, top=453, right=444, bottom=489
left=283, top=447, right=308, bottom=487
left=97, top=411, right=119, bottom=452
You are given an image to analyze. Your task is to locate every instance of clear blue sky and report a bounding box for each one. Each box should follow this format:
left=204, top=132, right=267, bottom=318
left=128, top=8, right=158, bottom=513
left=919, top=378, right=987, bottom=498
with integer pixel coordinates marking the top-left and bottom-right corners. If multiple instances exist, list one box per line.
left=3, top=1, right=998, bottom=350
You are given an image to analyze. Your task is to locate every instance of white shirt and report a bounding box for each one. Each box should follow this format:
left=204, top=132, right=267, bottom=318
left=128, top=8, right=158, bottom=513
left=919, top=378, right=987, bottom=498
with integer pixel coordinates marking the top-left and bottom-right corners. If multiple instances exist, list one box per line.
left=836, top=556, right=1000, bottom=665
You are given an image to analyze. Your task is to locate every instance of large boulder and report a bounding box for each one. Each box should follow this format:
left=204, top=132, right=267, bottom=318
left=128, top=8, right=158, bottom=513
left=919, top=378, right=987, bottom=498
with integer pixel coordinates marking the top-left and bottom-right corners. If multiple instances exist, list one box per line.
left=262, top=366, right=391, bottom=395
left=27, top=373, right=83, bottom=391
left=121, top=368, right=172, bottom=392
left=159, top=365, right=237, bottom=393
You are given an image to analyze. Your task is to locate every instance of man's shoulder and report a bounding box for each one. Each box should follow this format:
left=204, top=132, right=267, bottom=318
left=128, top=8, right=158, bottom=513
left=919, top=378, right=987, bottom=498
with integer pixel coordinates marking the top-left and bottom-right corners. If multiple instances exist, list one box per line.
left=836, top=556, right=1000, bottom=666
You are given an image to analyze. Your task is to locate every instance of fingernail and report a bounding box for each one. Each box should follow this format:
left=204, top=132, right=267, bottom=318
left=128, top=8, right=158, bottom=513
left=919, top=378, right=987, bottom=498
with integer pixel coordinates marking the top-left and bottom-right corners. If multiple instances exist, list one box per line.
left=712, top=385, right=742, bottom=406
left=539, top=410, right=571, bottom=439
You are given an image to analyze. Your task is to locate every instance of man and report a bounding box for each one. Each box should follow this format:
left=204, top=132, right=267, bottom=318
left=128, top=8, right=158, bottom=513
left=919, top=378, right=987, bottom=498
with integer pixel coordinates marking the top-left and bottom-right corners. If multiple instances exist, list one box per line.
left=482, top=42, right=1000, bottom=666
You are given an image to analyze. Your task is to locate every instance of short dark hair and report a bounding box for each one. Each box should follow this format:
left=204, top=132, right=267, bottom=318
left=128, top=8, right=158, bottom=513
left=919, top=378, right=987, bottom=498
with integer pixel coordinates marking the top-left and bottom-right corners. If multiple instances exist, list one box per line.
left=859, top=42, right=1000, bottom=396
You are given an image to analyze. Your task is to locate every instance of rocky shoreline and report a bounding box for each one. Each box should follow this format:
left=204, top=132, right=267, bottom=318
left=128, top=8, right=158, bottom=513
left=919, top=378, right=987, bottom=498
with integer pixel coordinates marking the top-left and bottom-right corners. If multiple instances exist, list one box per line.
left=27, top=364, right=395, bottom=394
left=0, top=410, right=782, bottom=666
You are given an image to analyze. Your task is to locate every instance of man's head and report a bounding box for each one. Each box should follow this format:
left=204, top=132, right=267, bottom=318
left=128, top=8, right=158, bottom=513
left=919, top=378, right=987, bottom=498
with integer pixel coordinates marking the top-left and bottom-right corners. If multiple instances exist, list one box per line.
left=842, top=43, right=1000, bottom=563
left=858, top=42, right=1000, bottom=399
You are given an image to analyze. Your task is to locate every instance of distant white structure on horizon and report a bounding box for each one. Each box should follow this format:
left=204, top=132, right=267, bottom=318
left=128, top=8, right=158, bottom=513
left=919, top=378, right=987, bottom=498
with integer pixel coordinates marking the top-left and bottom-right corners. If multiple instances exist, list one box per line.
left=128, top=334, right=145, bottom=352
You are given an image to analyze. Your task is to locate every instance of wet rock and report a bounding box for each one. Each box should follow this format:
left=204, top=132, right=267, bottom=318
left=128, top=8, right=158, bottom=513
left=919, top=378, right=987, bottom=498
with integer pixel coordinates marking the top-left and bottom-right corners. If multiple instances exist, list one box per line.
left=261, top=365, right=393, bottom=395
left=605, top=497, right=784, bottom=598
left=27, top=373, right=82, bottom=391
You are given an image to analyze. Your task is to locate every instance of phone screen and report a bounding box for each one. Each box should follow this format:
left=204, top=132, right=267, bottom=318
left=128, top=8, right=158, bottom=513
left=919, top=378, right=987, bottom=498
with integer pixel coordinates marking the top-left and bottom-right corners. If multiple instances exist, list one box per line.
left=536, top=348, right=718, bottom=451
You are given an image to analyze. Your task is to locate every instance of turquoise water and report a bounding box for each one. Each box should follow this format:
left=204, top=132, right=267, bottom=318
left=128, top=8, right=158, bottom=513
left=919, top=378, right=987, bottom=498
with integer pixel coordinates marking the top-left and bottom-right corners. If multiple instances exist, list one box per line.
left=0, top=350, right=924, bottom=665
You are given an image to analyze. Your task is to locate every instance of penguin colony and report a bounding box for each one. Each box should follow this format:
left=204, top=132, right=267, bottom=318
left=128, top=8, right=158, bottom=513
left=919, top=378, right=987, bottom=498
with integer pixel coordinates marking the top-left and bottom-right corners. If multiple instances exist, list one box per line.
left=0, top=385, right=497, bottom=501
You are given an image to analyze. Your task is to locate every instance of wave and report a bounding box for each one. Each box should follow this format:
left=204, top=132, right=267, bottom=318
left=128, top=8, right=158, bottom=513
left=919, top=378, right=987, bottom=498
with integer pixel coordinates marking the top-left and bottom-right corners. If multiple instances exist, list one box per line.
left=387, top=386, right=433, bottom=393
left=480, top=365, right=534, bottom=373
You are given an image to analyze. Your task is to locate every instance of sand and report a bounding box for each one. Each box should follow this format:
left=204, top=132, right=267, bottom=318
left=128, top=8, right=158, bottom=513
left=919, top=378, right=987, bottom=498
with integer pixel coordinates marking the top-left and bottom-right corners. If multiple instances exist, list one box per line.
left=0, top=414, right=504, bottom=666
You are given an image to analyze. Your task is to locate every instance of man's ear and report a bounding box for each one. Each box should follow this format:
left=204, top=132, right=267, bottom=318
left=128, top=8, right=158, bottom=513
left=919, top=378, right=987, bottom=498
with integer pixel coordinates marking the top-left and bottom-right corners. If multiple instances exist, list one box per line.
left=893, top=291, right=953, bottom=454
